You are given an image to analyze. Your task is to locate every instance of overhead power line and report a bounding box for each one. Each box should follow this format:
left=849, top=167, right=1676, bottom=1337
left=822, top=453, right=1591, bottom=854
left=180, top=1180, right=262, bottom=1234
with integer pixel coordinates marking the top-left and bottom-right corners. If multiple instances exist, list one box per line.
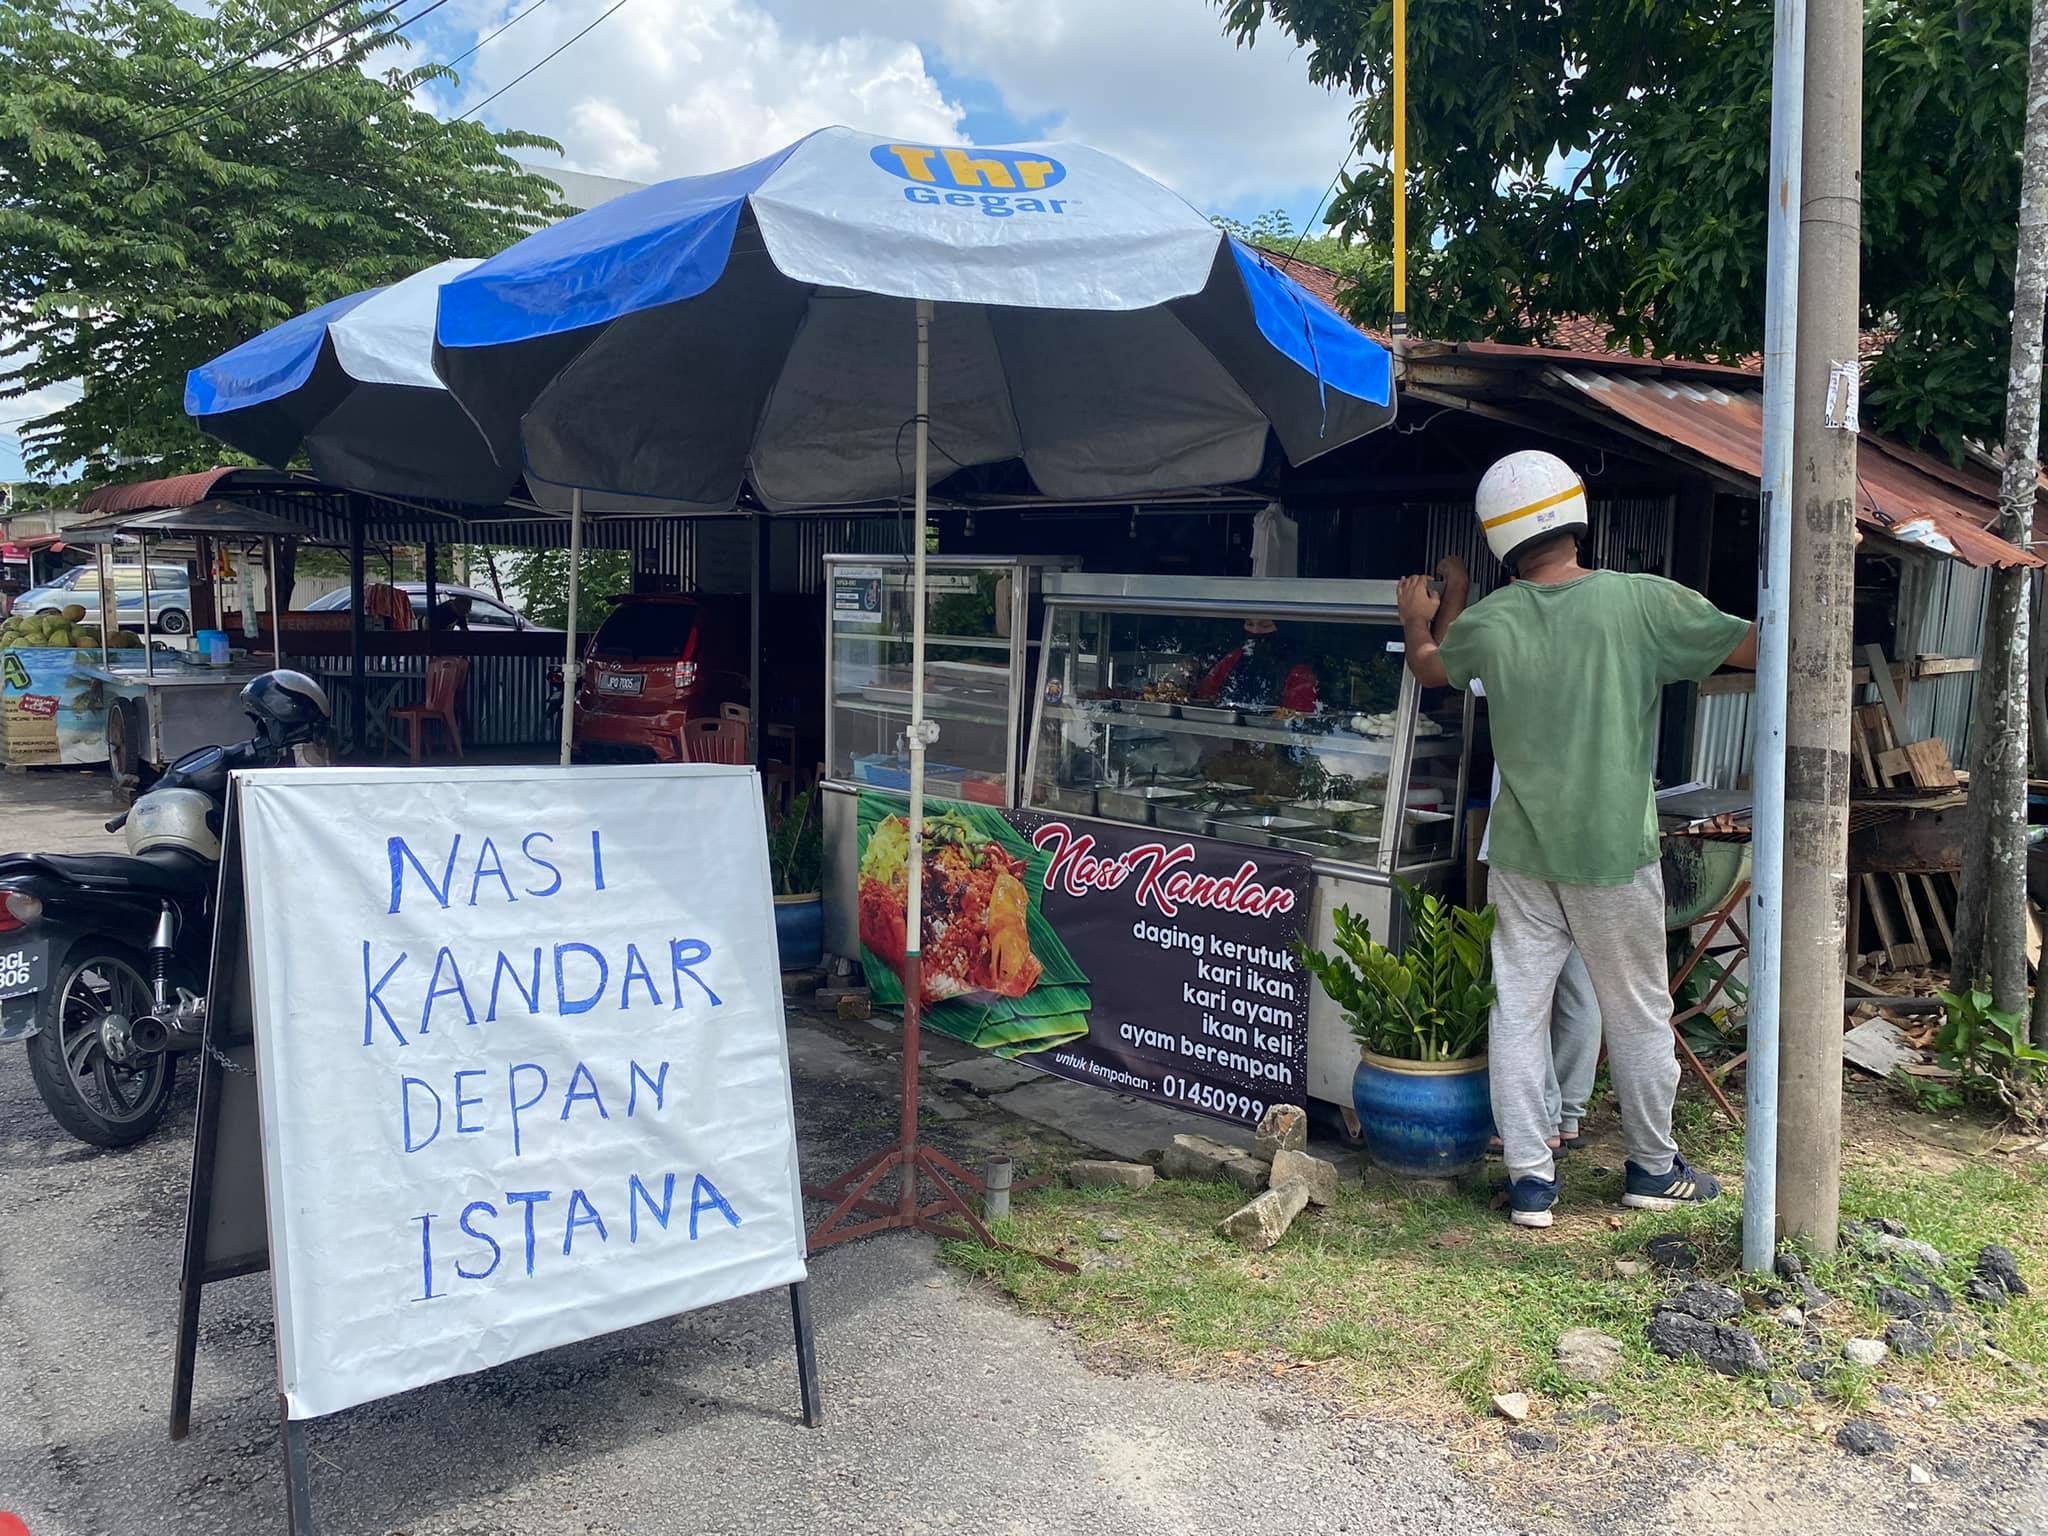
left=454, top=0, right=638, bottom=123
left=142, top=0, right=361, bottom=124
left=438, top=0, right=563, bottom=76
left=132, top=0, right=457, bottom=148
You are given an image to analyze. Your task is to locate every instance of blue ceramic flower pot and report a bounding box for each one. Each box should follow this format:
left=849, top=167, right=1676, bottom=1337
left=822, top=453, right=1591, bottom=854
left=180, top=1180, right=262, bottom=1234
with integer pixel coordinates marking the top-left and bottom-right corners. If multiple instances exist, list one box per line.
left=774, top=893, right=823, bottom=972
left=1351, top=1051, right=1492, bottom=1178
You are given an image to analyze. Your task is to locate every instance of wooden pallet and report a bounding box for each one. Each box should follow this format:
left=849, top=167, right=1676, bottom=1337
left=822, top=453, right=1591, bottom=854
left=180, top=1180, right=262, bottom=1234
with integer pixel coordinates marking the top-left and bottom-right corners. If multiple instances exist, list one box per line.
left=1850, top=644, right=1960, bottom=973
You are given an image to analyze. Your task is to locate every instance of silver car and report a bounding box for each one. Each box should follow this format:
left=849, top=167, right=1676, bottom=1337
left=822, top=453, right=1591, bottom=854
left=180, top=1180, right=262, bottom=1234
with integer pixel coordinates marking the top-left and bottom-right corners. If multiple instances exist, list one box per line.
left=15, top=564, right=193, bottom=633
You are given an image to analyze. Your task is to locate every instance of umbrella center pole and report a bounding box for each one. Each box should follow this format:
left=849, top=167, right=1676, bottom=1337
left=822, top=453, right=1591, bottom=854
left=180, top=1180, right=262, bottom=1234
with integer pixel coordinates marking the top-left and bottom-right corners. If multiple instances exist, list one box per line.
left=805, top=301, right=1069, bottom=1274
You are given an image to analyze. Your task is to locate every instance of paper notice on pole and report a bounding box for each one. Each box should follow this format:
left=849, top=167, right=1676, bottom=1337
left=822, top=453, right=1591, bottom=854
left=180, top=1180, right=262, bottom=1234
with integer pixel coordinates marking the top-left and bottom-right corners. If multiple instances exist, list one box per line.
left=234, top=764, right=806, bottom=1420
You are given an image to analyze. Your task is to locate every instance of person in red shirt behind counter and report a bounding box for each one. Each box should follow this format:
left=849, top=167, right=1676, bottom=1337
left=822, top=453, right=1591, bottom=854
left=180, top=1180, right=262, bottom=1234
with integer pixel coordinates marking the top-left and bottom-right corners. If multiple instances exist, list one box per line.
left=1194, top=617, right=1320, bottom=713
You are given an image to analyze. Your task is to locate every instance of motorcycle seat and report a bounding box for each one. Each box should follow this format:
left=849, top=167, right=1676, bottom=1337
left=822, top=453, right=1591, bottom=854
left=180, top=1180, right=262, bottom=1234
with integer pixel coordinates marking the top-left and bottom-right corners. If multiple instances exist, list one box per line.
left=13, top=849, right=214, bottom=895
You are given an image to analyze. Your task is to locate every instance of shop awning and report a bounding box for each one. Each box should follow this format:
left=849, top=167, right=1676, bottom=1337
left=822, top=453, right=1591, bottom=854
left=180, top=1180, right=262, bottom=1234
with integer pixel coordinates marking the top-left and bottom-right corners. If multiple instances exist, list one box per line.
left=1545, top=367, right=2041, bottom=569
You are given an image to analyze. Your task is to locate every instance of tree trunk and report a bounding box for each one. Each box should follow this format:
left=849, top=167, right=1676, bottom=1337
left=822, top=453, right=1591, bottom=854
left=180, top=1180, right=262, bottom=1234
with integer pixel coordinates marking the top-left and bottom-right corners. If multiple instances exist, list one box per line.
left=1954, top=0, right=2048, bottom=1030
left=2030, top=571, right=2048, bottom=772
left=273, top=538, right=298, bottom=614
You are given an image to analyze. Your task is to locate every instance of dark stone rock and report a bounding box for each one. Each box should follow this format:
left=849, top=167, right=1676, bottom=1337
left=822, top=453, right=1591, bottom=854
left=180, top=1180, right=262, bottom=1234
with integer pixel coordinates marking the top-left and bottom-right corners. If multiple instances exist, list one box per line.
left=1942, top=1332, right=1979, bottom=1361
left=1877, top=1384, right=1912, bottom=1407
left=1659, top=1282, right=1744, bottom=1324
left=2023, top=1416, right=2048, bottom=1439
left=1645, top=1311, right=1768, bottom=1377
left=1795, top=1361, right=1827, bottom=1382
left=1876, top=1217, right=1908, bottom=1237
left=1964, top=1274, right=2011, bottom=1309
left=1978, top=1244, right=2030, bottom=1298
left=1507, top=1428, right=1559, bottom=1454
left=1763, top=1286, right=1790, bottom=1308
left=1775, top=1251, right=1809, bottom=1282
left=1572, top=1402, right=1623, bottom=1427
left=1767, top=1380, right=1806, bottom=1409
left=1874, top=1284, right=1930, bottom=1320
left=1886, top=1322, right=1935, bottom=1359
left=1837, top=1419, right=1897, bottom=1456
left=1646, top=1233, right=1701, bottom=1273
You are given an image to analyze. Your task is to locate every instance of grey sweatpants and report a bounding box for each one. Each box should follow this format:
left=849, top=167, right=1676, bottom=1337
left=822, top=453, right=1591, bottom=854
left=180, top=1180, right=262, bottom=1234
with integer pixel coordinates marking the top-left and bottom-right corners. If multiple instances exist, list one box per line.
left=1544, top=948, right=1602, bottom=1136
left=1490, top=863, right=1680, bottom=1187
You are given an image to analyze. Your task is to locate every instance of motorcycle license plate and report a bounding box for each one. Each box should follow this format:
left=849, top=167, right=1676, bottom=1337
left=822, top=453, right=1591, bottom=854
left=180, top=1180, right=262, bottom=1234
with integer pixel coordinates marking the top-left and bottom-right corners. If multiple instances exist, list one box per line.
left=598, top=671, right=644, bottom=695
left=0, top=936, right=45, bottom=1001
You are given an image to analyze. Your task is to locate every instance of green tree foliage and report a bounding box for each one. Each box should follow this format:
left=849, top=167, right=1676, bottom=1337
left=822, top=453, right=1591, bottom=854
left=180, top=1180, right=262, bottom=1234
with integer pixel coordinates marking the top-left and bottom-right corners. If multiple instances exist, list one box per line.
left=0, top=0, right=562, bottom=482
left=485, top=546, right=630, bottom=632
left=1219, top=0, right=2029, bottom=457
left=1212, top=209, right=1389, bottom=284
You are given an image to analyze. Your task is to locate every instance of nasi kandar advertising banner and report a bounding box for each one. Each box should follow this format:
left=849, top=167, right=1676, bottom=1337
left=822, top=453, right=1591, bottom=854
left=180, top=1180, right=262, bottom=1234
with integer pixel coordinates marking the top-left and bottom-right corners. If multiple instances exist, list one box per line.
left=855, top=791, right=1311, bottom=1127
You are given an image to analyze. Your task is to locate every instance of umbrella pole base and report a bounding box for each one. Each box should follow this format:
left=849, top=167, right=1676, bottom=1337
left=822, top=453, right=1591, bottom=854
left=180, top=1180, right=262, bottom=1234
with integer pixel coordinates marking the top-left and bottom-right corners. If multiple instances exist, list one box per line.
left=804, top=959, right=1075, bottom=1274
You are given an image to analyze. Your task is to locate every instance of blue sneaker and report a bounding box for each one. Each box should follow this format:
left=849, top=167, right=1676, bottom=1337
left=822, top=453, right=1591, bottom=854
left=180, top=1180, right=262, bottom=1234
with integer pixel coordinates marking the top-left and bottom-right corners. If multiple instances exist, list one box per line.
left=1623, top=1153, right=1722, bottom=1211
left=1508, top=1175, right=1559, bottom=1229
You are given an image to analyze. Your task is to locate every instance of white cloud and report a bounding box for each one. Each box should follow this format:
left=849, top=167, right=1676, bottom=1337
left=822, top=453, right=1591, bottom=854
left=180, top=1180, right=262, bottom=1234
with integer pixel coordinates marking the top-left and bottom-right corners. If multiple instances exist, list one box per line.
left=427, top=0, right=964, bottom=181
left=429, top=0, right=1355, bottom=213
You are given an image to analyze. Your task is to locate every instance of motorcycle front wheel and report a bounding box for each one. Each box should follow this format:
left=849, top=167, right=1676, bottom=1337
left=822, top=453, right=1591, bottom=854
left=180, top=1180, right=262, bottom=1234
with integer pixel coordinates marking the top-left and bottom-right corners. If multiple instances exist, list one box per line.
left=25, top=941, right=177, bottom=1148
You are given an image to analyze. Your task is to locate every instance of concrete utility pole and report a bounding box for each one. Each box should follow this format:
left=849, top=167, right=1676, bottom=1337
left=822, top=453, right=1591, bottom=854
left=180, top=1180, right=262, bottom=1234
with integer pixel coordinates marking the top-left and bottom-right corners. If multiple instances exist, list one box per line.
left=1778, top=0, right=1862, bottom=1254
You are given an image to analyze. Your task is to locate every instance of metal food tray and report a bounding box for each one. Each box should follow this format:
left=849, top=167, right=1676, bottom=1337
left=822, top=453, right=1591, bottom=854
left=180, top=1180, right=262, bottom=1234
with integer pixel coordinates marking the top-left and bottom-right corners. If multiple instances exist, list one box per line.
left=1041, top=784, right=1100, bottom=817
left=1211, top=811, right=1318, bottom=849
left=1098, top=784, right=1195, bottom=824
left=1156, top=800, right=1236, bottom=833
left=1176, top=702, right=1242, bottom=726
left=1122, top=699, right=1181, bottom=718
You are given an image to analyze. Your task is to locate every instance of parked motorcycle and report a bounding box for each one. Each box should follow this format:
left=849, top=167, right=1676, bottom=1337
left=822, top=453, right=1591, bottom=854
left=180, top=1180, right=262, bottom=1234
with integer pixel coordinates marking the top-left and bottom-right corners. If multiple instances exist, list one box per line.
left=0, top=670, right=331, bottom=1147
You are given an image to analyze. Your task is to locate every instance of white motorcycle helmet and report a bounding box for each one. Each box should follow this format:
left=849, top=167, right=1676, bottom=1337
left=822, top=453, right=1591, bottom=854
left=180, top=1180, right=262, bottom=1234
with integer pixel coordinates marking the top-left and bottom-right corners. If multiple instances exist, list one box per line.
left=125, top=788, right=221, bottom=861
left=1477, top=450, right=1590, bottom=570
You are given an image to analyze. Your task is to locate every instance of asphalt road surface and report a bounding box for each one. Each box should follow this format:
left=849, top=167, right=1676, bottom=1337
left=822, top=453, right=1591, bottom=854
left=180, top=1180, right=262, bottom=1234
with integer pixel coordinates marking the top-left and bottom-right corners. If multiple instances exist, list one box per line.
left=0, top=765, right=2043, bottom=1536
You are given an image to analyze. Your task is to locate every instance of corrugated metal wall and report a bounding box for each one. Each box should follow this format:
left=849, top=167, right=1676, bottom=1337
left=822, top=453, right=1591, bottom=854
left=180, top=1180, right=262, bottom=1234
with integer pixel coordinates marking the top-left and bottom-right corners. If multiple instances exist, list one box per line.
left=1425, top=496, right=1675, bottom=596
left=1689, top=549, right=1989, bottom=788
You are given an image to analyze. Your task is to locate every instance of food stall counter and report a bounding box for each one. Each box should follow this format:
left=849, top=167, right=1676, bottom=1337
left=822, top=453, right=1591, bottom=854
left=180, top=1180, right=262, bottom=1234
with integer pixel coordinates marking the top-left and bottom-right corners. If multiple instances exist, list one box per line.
left=1020, top=573, right=1475, bottom=1112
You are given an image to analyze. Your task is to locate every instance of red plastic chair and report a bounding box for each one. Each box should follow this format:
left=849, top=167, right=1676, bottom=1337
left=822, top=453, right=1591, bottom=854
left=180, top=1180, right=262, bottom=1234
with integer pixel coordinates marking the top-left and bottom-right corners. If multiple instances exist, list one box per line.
left=681, top=716, right=748, bottom=764
left=390, top=657, right=468, bottom=764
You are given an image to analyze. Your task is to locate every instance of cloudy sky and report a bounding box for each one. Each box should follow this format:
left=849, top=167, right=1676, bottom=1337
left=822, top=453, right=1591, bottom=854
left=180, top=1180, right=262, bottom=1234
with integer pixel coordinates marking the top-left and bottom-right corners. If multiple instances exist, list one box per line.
left=413, top=0, right=1356, bottom=221
left=2, top=0, right=1358, bottom=483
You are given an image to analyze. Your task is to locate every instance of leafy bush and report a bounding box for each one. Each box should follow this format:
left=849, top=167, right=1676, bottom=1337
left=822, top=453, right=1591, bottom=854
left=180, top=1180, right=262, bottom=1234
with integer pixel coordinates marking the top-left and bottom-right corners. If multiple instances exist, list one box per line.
left=767, top=788, right=822, bottom=898
left=1297, top=880, right=1496, bottom=1063
left=1925, top=983, right=2048, bottom=1128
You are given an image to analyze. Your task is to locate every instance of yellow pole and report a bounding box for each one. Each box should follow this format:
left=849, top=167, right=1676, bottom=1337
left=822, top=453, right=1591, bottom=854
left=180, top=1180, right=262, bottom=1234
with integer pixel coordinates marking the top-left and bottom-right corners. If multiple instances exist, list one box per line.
left=1391, top=0, right=1408, bottom=337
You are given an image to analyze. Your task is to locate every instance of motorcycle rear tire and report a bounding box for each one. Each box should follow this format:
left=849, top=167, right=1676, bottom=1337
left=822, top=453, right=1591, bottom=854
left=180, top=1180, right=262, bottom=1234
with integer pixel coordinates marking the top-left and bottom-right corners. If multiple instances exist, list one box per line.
left=26, top=940, right=178, bottom=1148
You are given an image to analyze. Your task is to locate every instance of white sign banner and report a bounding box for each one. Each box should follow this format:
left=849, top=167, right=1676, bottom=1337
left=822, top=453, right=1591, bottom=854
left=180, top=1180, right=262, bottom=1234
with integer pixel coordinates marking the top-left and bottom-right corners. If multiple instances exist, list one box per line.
left=235, top=764, right=806, bottom=1419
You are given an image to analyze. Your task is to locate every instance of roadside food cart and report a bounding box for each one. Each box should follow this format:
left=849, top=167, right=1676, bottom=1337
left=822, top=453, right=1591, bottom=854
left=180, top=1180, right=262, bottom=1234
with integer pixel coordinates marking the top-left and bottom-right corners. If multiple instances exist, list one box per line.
left=1018, top=574, right=1474, bottom=1116
left=819, top=553, right=1073, bottom=955
left=62, top=501, right=294, bottom=794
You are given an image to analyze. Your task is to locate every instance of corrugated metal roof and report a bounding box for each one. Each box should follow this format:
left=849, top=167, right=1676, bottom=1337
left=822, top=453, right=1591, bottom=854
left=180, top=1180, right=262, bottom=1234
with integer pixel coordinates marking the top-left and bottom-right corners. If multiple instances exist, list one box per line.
left=77, top=467, right=245, bottom=515
left=1544, top=367, right=2040, bottom=570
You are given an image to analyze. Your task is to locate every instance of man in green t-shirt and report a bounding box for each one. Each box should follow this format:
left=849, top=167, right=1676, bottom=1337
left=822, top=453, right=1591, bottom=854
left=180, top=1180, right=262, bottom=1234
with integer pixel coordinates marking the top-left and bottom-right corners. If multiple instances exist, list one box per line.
left=1396, top=451, right=1756, bottom=1228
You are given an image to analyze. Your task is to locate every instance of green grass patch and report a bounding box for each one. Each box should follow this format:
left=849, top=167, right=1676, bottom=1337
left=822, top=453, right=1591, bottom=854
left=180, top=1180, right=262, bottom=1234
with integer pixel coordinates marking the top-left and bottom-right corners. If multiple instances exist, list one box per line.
left=945, top=1117, right=2048, bottom=1448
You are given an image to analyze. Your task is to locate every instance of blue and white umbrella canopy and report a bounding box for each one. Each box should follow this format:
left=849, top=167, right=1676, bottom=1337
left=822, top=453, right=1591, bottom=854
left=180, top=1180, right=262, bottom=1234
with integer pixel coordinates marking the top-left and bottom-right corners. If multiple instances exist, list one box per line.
left=187, top=258, right=518, bottom=505
left=434, top=127, right=1395, bottom=511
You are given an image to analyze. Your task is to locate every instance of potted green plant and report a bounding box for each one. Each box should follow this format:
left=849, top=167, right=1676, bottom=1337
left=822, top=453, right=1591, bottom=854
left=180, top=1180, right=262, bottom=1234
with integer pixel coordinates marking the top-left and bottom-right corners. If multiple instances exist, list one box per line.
left=1298, top=882, right=1496, bottom=1177
left=767, top=788, right=824, bottom=971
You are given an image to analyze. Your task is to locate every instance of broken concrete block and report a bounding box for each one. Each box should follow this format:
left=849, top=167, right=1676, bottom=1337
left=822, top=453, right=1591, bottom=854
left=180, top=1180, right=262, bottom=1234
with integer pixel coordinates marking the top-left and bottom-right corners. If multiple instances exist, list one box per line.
left=1065, top=1159, right=1157, bottom=1192
left=1216, top=1181, right=1310, bottom=1250
left=1222, top=1153, right=1272, bottom=1195
left=1254, top=1103, right=1308, bottom=1160
left=1269, top=1147, right=1339, bottom=1207
left=835, top=992, right=872, bottom=1021
left=1161, top=1133, right=1242, bottom=1180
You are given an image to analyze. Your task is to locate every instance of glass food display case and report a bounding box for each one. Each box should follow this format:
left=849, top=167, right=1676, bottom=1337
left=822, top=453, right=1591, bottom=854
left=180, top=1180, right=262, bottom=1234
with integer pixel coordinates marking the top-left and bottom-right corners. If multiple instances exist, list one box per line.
left=1023, top=573, right=1473, bottom=1111
left=821, top=553, right=1071, bottom=959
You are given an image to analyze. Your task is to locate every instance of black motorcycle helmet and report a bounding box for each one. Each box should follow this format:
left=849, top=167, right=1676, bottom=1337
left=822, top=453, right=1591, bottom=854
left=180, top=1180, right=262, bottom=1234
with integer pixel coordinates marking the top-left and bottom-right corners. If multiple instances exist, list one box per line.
left=239, top=669, right=332, bottom=751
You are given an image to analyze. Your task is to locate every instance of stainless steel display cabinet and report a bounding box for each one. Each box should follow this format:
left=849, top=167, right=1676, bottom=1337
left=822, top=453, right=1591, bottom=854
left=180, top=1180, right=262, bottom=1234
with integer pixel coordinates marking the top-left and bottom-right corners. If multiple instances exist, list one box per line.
left=820, top=553, right=1072, bottom=961
left=1022, top=573, right=1475, bottom=1109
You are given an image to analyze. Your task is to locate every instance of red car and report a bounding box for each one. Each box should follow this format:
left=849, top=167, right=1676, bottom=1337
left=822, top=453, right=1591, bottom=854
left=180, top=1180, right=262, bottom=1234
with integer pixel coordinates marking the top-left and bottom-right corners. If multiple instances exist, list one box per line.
left=571, top=595, right=750, bottom=763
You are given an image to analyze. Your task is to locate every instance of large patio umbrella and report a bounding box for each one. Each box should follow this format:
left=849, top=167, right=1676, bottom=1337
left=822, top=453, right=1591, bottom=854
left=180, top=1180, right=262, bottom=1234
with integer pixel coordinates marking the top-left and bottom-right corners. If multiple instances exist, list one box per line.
left=187, top=258, right=515, bottom=505
left=431, top=125, right=1396, bottom=1253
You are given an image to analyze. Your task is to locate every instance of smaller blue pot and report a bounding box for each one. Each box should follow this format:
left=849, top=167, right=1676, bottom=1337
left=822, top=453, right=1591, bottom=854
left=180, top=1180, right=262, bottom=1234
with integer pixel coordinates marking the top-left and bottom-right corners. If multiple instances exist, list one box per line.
left=1352, top=1052, right=1492, bottom=1178
left=774, top=893, right=823, bottom=971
